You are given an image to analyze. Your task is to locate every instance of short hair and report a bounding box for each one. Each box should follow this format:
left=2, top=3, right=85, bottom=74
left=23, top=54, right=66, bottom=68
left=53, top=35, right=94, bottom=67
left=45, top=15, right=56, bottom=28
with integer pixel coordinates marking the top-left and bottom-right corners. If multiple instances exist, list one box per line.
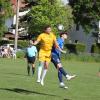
left=44, top=25, right=51, bottom=30
left=60, top=32, right=68, bottom=37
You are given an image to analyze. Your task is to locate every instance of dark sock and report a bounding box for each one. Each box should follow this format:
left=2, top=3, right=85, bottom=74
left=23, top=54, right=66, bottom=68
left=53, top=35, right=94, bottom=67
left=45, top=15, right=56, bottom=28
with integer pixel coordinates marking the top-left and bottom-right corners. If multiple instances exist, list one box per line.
left=58, top=71, right=63, bottom=83
left=59, top=67, right=67, bottom=77
left=27, top=65, right=30, bottom=75
left=32, top=67, right=35, bottom=75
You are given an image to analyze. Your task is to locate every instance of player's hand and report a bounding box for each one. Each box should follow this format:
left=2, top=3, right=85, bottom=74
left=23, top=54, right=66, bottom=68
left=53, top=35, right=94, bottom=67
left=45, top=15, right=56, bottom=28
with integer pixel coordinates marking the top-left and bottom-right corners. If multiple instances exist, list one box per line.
left=62, top=50, right=67, bottom=54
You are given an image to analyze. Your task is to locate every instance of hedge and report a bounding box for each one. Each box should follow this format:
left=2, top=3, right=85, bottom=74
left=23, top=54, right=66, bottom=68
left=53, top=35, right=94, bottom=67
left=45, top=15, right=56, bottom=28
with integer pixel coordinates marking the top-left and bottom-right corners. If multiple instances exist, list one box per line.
left=65, top=43, right=86, bottom=54
left=16, top=51, right=25, bottom=58
left=61, top=53, right=100, bottom=62
left=91, top=43, right=100, bottom=54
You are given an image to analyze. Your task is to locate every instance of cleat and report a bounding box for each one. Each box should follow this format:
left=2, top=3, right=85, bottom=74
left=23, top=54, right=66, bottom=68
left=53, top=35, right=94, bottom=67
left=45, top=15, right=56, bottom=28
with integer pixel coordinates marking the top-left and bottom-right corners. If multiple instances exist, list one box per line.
left=37, top=79, right=41, bottom=83
left=40, top=81, right=44, bottom=86
left=66, top=75, right=76, bottom=80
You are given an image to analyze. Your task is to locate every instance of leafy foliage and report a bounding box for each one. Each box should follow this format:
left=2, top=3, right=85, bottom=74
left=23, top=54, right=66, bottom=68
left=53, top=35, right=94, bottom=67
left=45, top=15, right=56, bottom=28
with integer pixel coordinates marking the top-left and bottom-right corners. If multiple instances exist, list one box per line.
left=28, top=0, right=73, bottom=36
left=69, top=0, right=100, bottom=33
left=0, top=0, right=13, bottom=38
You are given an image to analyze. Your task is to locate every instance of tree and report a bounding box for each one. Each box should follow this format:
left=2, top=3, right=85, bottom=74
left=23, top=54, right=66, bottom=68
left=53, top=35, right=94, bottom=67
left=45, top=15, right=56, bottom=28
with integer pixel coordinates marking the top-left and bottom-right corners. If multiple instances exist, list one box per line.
left=69, top=0, right=100, bottom=33
left=0, top=0, right=13, bottom=39
left=28, top=0, right=73, bottom=37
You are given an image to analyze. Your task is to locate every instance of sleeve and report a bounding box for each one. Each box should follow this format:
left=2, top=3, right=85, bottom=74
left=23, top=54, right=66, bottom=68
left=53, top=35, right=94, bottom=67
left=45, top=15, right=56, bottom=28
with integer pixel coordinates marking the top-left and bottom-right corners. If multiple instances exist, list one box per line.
left=57, top=38, right=60, bottom=45
left=53, top=34, right=59, bottom=48
left=37, top=34, right=42, bottom=42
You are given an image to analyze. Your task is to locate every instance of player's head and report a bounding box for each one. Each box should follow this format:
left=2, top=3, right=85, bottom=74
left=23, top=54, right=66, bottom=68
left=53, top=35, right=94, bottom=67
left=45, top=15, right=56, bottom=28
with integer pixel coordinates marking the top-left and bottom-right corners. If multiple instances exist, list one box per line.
left=60, top=32, right=68, bottom=39
left=44, top=25, right=52, bottom=34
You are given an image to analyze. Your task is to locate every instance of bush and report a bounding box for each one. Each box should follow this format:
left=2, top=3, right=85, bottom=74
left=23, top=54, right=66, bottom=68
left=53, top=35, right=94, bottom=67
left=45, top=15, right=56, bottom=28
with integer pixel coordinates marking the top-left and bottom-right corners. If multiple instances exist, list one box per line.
left=91, top=43, right=100, bottom=54
left=17, top=40, right=29, bottom=48
left=0, top=40, right=29, bottom=48
left=16, top=51, right=25, bottom=58
left=61, top=53, right=100, bottom=62
left=0, top=40, right=9, bottom=46
left=65, top=43, right=86, bottom=54
left=76, top=43, right=86, bottom=53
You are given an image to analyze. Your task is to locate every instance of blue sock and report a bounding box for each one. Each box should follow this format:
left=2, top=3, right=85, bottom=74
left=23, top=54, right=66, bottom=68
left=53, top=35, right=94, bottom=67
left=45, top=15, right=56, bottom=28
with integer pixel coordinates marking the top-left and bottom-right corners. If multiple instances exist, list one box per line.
left=58, top=71, right=63, bottom=83
left=59, top=67, right=67, bottom=77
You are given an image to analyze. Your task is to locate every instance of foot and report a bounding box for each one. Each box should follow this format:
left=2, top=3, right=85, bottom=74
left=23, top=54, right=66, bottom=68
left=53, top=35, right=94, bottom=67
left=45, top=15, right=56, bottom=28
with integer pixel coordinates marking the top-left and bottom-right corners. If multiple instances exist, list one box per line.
left=37, top=79, right=41, bottom=83
left=59, top=82, right=68, bottom=89
left=66, top=75, right=76, bottom=80
left=40, top=80, right=44, bottom=86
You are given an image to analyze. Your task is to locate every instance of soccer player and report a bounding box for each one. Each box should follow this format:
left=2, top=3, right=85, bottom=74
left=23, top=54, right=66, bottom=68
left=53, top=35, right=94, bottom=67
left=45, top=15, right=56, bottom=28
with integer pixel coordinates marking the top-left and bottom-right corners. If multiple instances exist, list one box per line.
left=26, top=40, right=37, bottom=76
left=51, top=32, right=76, bottom=89
left=33, top=25, right=64, bottom=86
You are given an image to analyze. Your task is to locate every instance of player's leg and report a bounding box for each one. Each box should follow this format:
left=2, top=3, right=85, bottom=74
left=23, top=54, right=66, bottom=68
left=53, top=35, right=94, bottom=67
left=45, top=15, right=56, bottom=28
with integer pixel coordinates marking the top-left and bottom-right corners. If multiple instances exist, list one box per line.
left=40, top=51, right=51, bottom=86
left=37, top=61, right=44, bottom=82
left=57, top=63, right=76, bottom=80
left=51, top=54, right=68, bottom=77
left=32, top=64, right=35, bottom=75
left=51, top=54, right=67, bottom=88
left=40, top=61, right=49, bottom=86
left=37, top=50, right=45, bottom=82
left=51, top=58, right=63, bottom=83
left=27, top=63, right=30, bottom=75
left=31, top=56, right=36, bottom=75
left=27, top=57, right=31, bottom=75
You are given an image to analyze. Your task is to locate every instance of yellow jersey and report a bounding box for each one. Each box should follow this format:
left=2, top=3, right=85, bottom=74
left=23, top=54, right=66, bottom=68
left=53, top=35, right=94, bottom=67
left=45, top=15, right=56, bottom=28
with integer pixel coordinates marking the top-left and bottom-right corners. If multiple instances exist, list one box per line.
left=37, top=32, right=56, bottom=51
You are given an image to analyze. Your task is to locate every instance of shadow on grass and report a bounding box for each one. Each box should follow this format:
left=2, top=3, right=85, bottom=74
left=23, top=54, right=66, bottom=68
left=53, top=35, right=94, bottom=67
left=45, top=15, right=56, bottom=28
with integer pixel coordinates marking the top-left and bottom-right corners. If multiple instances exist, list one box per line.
left=0, top=88, right=59, bottom=97
left=0, top=88, right=71, bottom=99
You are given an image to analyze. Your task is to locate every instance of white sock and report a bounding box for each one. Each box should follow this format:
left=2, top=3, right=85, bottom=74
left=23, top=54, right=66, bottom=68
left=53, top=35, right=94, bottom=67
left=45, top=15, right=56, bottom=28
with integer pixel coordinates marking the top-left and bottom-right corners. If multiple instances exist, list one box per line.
left=41, top=69, right=47, bottom=83
left=37, top=67, right=42, bottom=81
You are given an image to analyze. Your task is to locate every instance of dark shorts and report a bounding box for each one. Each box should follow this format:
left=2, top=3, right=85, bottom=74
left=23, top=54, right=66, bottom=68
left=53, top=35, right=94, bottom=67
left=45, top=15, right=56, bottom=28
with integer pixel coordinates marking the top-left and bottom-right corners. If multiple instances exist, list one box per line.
left=27, top=56, right=35, bottom=64
left=51, top=53, right=61, bottom=68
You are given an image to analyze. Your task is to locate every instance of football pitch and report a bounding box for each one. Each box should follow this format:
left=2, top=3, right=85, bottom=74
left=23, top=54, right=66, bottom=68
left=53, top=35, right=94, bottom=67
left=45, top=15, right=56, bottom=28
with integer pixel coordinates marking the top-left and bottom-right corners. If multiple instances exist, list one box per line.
left=0, top=58, right=100, bottom=100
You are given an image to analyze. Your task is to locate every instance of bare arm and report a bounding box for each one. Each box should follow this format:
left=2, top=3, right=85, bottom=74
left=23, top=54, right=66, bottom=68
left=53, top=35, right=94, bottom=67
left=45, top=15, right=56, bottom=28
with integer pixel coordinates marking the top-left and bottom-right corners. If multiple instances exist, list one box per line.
left=54, top=41, right=66, bottom=54
left=58, top=46, right=66, bottom=53
left=33, top=40, right=39, bottom=45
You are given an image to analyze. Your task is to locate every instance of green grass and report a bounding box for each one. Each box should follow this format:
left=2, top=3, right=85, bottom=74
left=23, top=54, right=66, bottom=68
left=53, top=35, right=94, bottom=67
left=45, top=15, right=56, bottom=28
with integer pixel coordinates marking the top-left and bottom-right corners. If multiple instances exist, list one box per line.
left=0, top=58, right=100, bottom=100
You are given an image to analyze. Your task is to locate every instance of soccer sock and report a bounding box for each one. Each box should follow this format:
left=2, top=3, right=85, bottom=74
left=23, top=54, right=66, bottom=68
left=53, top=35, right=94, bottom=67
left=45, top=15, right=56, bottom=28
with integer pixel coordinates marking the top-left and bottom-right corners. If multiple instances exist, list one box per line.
left=37, top=62, right=44, bottom=81
left=59, top=67, right=67, bottom=77
left=32, top=67, right=35, bottom=75
left=41, top=69, right=47, bottom=83
left=37, top=66, right=42, bottom=81
left=58, top=71, right=63, bottom=83
left=27, top=65, right=30, bottom=75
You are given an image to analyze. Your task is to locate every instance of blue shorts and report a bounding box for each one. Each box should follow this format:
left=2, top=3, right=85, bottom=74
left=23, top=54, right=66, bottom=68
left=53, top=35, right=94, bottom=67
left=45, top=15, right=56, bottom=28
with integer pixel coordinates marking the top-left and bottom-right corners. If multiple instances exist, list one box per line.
left=51, top=53, right=61, bottom=68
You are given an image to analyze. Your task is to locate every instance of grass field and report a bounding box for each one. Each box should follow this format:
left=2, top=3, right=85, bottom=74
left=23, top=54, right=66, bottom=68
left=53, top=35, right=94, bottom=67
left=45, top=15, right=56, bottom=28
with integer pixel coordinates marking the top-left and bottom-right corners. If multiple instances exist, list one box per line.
left=0, top=58, right=100, bottom=100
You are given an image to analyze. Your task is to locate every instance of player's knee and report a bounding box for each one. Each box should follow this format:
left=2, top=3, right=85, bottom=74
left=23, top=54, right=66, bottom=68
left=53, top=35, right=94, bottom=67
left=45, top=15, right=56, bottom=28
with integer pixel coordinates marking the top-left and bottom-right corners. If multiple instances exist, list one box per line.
left=39, top=62, right=44, bottom=68
left=44, top=62, right=49, bottom=69
left=57, top=63, right=62, bottom=68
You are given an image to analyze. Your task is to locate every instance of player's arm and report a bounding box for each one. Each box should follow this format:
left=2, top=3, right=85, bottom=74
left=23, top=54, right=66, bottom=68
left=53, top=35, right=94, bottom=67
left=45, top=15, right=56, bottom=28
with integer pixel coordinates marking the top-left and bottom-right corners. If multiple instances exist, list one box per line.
left=33, top=34, right=42, bottom=45
left=33, top=40, right=39, bottom=45
left=54, top=38, right=66, bottom=54
left=57, top=44, right=66, bottom=54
